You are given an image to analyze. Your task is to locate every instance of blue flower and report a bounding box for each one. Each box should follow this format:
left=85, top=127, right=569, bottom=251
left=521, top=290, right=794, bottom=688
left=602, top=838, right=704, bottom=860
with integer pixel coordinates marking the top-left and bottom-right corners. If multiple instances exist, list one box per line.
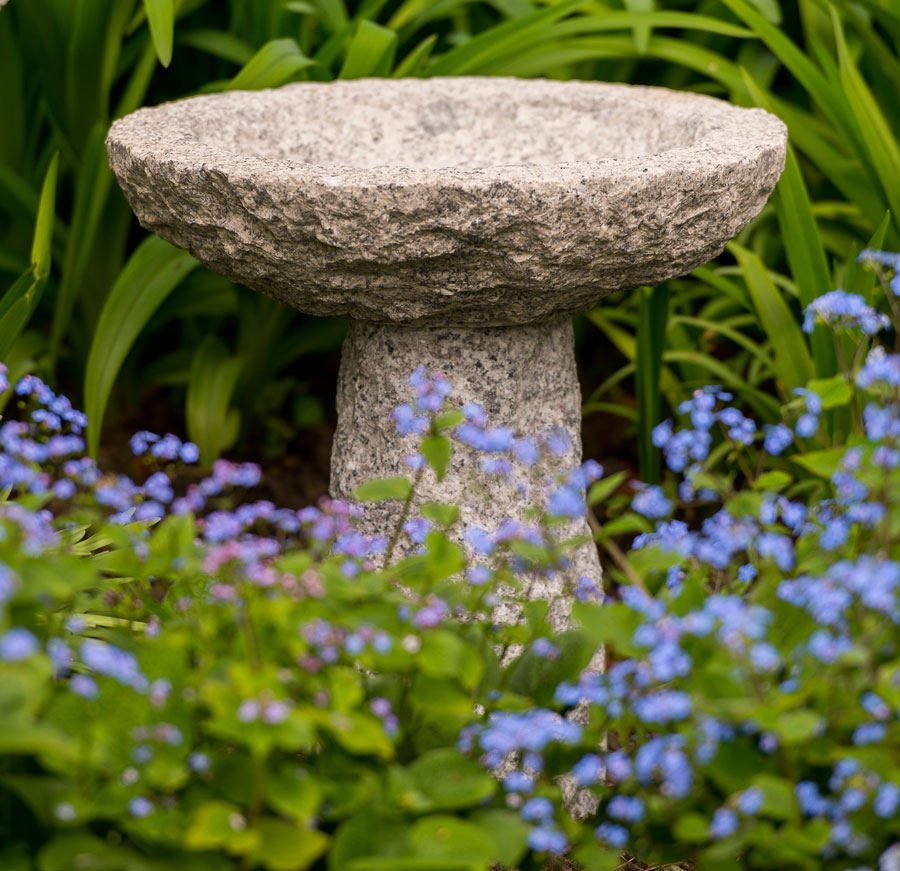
left=594, top=822, right=628, bottom=848
left=737, top=786, right=764, bottom=815
left=547, top=486, right=585, bottom=518
left=709, top=807, right=738, bottom=839
left=571, top=754, right=604, bottom=786
left=802, top=289, right=890, bottom=335
left=607, top=795, right=645, bottom=823
left=875, top=784, right=900, bottom=818
left=631, top=484, right=672, bottom=519
left=128, top=797, right=154, bottom=818
left=0, top=627, right=39, bottom=662
left=763, top=423, right=793, bottom=456
left=521, top=797, right=554, bottom=822
left=527, top=827, right=568, bottom=855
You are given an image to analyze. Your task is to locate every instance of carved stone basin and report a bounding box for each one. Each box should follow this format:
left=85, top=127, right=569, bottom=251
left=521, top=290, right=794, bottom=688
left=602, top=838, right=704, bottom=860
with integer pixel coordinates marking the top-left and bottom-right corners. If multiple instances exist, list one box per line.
left=107, top=77, right=786, bottom=594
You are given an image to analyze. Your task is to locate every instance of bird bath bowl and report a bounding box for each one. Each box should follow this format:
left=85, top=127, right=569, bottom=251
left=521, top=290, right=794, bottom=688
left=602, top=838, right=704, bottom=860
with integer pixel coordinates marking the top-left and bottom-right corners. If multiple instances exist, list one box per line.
left=107, top=77, right=786, bottom=592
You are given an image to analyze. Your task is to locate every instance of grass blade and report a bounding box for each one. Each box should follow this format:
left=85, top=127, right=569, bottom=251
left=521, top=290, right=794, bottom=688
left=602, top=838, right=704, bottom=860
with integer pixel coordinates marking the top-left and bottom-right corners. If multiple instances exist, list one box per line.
left=730, top=243, right=813, bottom=391
left=635, top=285, right=669, bottom=484
left=228, top=39, right=316, bottom=90
left=832, top=8, right=900, bottom=241
left=186, top=337, right=243, bottom=467
left=339, top=20, right=397, bottom=78
left=85, top=238, right=199, bottom=457
left=143, top=0, right=175, bottom=67
left=423, top=0, right=590, bottom=76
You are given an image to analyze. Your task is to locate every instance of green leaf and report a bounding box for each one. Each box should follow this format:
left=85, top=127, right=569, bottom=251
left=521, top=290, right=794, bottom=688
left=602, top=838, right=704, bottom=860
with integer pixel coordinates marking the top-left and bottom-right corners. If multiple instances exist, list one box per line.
left=85, top=237, right=199, bottom=457
left=773, top=710, right=823, bottom=746
left=752, top=470, right=793, bottom=492
left=179, top=29, right=255, bottom=65
left=407, top=749, right=495, bottom=811
left=790, top=448, right=845, bottom=478
left=832, top=9, right=900, bottom=241
left=408, top=816, right=496, bottom=865
left=393, top=34, right=438, bottom=77
left=469, top=809, right=529, bottom=869
left=587, top=471, right=627, bottom=507
left=252, top=820, right=329, bottom=871
left=266, top=769, right=322, bottom=823
left=572, top=602, right=641, bottom=655
left=636, top=284, right=669, bottom=483
left=51, top=126, right=113, bottom=362
left=352, top=477, right=412, bottom=502
left=330, top=814, right=409, bottom=871
left=186, top=336, right=243, bottom=466
left=420, top=502, right=459, bottom=527
left=807, top=375, right=852, bottom=410
left=339, top=20, right=397, bottom=79
left=183, top=801, right=261, bottom=854
left=673, top=812, right=710, bottom=844
left=229, top=39, right=316, bottom=90
left=143, top=0, right=174, bottom=67
left=731, top=243, right=813, bottom=390
left=572, top=840, right=622, bottom=871
left=421, top=434, right=452, bottom=482
left=0, top=270, right=48, bottom=362
left=752, top=773, right=800, bottom=820
left=31, top=152, right=58, bottom=279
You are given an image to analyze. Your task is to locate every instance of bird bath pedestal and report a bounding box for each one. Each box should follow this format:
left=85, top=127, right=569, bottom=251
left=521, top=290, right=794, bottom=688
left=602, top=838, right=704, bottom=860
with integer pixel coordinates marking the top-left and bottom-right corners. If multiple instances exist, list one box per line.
left=107, top=78, right=786, bottom=596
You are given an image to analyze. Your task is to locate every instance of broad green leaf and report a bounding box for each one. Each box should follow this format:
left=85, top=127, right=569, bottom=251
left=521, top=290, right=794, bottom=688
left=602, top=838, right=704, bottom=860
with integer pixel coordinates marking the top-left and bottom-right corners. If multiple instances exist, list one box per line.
left=421, top=434, right=451, bottom=482
left=265, top=769, right=322, bottom=823
left=806, top=374, right=852, bottom=410
left=85, top=238, right=199, bottom=457
left=753, top=470, right=793, bottom=492
left=420, top=502, right=459, bottom=527
left=352, top=477, right=412, bottom=501
left=0, top=270, right=48, bottom=362
left=229, top=39, right=316, bottom=90
left=731, top=243, right=813, bottom=390
left=339, top=20, right=397, bottom=78
left=773, top=710, right=823, bottom=746
left=252, top=820, right=329, bottom=871
left=469, top=809, right=530, bottom=869
left=752, top=773, right=800, bottom=819
left=587, top=470, right=627, bottom=507
left=143, top=0, right=175, bottom=67
left=790, top=448, right=846, bottom=478
left=186, top=336, right=243, bottom=466
left=407, top=749, right=494, bottom=810
left=330, top=814, right=409, bottom=871
left=408, top=816, right=496, bottom=865
left=183, top=801, right=260, bottom=854
left=673, top=813, right=710, bottom=844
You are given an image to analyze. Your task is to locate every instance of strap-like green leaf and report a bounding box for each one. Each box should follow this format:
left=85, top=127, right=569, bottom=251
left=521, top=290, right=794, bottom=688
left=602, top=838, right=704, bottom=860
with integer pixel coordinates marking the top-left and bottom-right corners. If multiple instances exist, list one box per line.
left=228, top=39, right=316, bottom=90
left=186, top=337, right=243, bottom=467
left=85, top=238, right=199, bottom=456
left=143, top=0, right=175, bottom=67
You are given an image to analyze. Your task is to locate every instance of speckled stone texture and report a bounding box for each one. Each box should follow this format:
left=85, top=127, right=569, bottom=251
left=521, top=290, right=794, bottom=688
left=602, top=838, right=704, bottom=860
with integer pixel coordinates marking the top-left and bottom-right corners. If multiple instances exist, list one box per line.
left=107, top=77, right=786, bottom=327
left=331, top=318, right=601, bottom=626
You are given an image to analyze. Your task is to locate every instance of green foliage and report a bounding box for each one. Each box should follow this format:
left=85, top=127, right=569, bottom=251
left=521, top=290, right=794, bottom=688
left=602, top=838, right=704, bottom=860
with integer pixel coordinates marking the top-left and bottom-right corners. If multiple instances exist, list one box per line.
left=1, top=0, right=896, bottom=467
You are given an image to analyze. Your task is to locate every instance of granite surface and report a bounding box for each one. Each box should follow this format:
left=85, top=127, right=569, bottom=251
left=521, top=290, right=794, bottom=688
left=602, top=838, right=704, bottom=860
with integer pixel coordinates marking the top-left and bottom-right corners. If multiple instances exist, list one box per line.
left=331, top=318, right=602, bottom=626
left=107, top=77, right=787, bottom=327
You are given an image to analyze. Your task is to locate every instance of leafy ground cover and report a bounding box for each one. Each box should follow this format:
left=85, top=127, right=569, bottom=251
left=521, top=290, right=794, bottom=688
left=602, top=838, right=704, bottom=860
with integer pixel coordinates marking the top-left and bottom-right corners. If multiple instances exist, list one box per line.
left=0, top=254, right=899, bottom=869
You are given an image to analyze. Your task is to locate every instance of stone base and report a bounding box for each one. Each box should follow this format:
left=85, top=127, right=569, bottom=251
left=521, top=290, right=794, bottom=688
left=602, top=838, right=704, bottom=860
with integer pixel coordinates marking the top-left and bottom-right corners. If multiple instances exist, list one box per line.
left=330, top=318, right=602, bottom=624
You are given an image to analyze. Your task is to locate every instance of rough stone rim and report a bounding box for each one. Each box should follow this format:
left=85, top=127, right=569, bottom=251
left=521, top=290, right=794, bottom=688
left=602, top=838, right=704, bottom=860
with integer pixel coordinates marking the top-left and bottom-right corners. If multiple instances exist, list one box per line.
left=106, top=77, right=786, bottom=190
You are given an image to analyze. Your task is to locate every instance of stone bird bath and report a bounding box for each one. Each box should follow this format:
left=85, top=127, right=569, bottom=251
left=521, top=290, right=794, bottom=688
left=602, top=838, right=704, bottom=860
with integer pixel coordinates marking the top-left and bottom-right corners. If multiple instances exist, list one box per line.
left=107, top=77, right=786, bottom=593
